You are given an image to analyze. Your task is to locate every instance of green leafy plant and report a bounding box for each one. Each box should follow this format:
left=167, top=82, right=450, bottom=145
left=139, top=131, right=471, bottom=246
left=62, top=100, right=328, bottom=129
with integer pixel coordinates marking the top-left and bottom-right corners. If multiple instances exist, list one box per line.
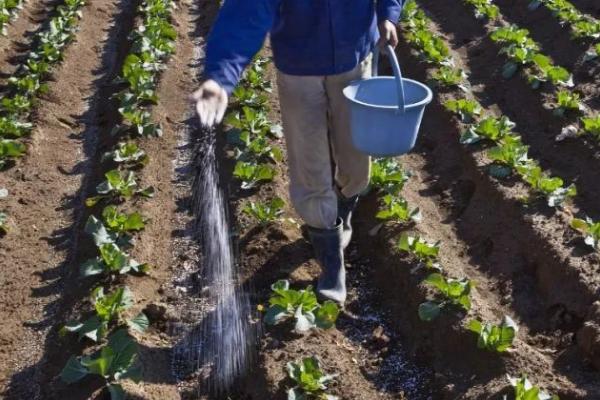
left=516, top=164, right=577, bottom=207
left=102, top=205, right=146, bottom=236
left=487, top=135, right=530, bottom=175
left=370, top=158, right=410, bottom=195
left=553, top=90, right=584, bottom=117
left=61, top=329, right=142, bottom=400
left=0, top=116, right=33, bottom=138
left=460, top=116, right=516, bottom=144
left=419, top=273, right=473, bottom=321
left=580, top=115, right=600, bottom=140
left=444, top=98, right=482, bottom=123
left=264, top=280, right=340, bottom=333
left=507, top=375, right=559, bottom=400
left=85, top=170, right=154, bottom=207
left=242, top=197, right=285, bottom=225
left=376, top=194, right=421, bottom=223
left=431, top=66, right=466, bottom=88
left=61, top=286, right=148, bottom=342
left=464, top=0, right=499, bottom=20
left=0, top=211, right=7, bottom=234
left=0, top=139, right=25, bottom=169
left=80, top=243, right=149, bottom=277
left=103, top=141, right=149, bottom=165
left=570, top=217, right=600, bottom=249
left=468, top=315, right=518, bottom=352
left=398, top=233, right=440, bottom=269
left=286, top=357, right=338, bottom=400
left=233, top=161, right=276, bottom=189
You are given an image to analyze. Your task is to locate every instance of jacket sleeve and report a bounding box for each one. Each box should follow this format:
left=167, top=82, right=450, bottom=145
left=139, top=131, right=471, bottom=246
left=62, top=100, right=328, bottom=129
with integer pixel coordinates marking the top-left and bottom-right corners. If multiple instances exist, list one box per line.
left=204, top=0, right=278, bottom=94
left=376, top=0, right=403, bottom=24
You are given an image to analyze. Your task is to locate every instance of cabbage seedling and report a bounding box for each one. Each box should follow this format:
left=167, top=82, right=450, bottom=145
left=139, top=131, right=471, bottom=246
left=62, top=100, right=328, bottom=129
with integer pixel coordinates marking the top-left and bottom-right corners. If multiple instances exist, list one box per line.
left=468, top=315, right=518, bottom=352
left=286, top=356, right=338, bottom=400
left=571, top=217, right=600, bottom=249
left=86, top=169, right=155, bottom=207
left=80, top=243, right=150, bottom=277
left=103, top=141, right=148, bottom=166
left=370, top=158, right=410, bottom=195
left=61, top=286, right=148, bottom=342
left=507, top=375, right=559, bottom=400
left=233, top=161, right=276, bottom=190
left=580, top=115, right=600, bottom=140
left=242, top=197, right=285, bottom=225
left=460, top=116, right=516, bottom=144
left=419, top=273, right=473, bottom=321
left=397, top=233, right=441, bottom=269
left=376, top=194, right=422, bottom=223
left=61, top=329, right=142, bottom=400
left=516, top=164, right=576, bottom=207
left=264, top=280, right=340, bottom=333
left=444, top=98, right=482, bottom=123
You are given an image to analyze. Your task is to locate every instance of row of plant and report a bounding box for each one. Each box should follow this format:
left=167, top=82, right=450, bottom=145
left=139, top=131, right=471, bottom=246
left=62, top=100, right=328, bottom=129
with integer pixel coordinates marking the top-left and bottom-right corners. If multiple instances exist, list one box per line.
left=58, top=1, right=177, bottom=399
left=0, top=0, right=25, bottom=35
left=0, top=0, right=87, bottom=167
left=462, top=0, right=600, bottom=145
left=399, top=2, right=564, bottom=398
left=527, top=0, right=600, bottom=61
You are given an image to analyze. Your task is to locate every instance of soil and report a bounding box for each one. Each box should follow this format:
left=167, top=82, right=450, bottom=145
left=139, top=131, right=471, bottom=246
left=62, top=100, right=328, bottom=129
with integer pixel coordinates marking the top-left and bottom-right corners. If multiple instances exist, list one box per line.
left=0, top=0, right=599, bottom=399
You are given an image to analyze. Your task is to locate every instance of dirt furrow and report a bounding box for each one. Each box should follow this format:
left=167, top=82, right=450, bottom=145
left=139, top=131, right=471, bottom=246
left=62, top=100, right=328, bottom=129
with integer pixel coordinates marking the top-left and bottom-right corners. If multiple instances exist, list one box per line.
left=418, top=0, right=600, bottom=218
left=0, top=0, right=134, bottom=397
left=0, top=0, right=60, bottom=81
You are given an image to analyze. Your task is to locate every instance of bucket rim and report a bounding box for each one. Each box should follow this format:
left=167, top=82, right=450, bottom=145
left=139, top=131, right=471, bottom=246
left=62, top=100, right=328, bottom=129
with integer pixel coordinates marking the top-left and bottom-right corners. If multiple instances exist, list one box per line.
left=343, top=76, right=433, bottom=111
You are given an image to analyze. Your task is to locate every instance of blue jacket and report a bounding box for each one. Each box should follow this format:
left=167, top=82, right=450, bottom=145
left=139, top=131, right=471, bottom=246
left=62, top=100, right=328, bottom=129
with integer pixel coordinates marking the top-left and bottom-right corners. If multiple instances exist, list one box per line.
left=205, top=0, right=404, bottom=94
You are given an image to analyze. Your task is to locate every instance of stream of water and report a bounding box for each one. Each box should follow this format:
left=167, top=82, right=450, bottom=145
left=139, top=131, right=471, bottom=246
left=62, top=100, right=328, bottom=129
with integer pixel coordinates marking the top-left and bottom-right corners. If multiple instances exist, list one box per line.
left=190, top=127, right=255, bottom=395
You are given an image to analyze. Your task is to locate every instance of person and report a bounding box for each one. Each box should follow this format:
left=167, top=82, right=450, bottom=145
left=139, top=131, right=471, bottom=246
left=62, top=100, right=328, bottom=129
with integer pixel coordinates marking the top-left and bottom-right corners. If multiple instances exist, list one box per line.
left=193, top=0, right=404, bottom=305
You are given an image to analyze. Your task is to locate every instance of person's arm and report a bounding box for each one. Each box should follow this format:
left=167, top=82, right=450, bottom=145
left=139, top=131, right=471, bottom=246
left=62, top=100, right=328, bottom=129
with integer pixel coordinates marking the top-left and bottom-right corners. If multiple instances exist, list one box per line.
left=193, top=0, right=278, bottom=126
left=376, top=0, right=403, bottom=49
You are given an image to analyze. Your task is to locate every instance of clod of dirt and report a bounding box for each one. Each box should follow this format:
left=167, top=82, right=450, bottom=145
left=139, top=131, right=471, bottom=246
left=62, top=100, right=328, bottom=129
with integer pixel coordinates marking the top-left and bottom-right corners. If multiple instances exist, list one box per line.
left=577, top=301, right=600, bottom=369
left=371, top=325, right=391, bottom=350
left=144, top=303, right=167, bottom=322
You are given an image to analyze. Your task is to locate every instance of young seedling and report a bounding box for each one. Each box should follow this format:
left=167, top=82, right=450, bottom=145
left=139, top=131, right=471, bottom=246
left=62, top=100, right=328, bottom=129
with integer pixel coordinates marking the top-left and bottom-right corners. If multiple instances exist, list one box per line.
left=233, top=160, right=276, bottom=190
left=516, top=164, right=577, bottom=207
left=468, top=315, right=518, bottom=353
left=465, top=0, right=500, bottom=20
left=580, top=115, right=600, bottom=140
left=444, top=98, right=482, bottom=123
left=85, top=170, right=155, bottom=207
left=370, top=158, right=410, bottom=195
left=80, top=243, right=150, bottom=277
left=242, top=197, right=285, bottom=225
left=61, top=329, right=142, bottom=400
left=431, top=65, right=466, bottom=88
left=418, top=273, right=473, bottom=321
left=0, top=139, right=26, bottom=169
left=286, top=356, right=338, bottom=400
left=487, top=135, right=530, bottom=178
left=376, top=194, right=422, bottom=223
left=507, top=375, right=559, bottom=400
left=553, top=90, right=585, bottom=117
left=0, top=211, right=7, bottom=234
left=61, top=286, right=148, bottom=342
left=0, top=116, right=33, bottom=138
left=460, top=116, right=516, bottom=144
left=570, top=217, right=600, bottom=249
left=397, top=233, right=441, bottom=269
left=103, top=141, right=149, bottom=166
left=264, top=280, right=340, bottom=333
left=236, top=130, right=283, bottom=163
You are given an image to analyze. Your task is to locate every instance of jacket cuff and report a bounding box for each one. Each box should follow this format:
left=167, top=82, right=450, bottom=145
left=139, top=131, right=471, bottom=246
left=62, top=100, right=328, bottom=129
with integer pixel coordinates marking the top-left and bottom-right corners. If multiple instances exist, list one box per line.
left=378, top=4, right=402, bottom=24
left=204, top=69, right=237, bottom=95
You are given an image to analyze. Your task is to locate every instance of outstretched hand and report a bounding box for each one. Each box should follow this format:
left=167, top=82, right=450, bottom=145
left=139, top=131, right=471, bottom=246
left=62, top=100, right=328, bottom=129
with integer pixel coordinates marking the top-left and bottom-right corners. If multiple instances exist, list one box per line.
left=191, top=79, right=228, bottom=127
left=377, top=20, right=399, bottom=49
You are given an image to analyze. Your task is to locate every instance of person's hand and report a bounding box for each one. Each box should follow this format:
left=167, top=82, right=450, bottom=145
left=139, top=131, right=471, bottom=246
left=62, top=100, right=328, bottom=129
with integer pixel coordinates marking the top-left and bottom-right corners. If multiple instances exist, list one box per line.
left=191, top=79, right=228, bottom=127
left=377, top=20, right=399, bottom=49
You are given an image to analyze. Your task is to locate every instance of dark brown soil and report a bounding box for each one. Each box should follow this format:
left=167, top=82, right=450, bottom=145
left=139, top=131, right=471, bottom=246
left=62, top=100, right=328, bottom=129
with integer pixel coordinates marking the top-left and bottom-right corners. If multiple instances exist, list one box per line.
left=1, top=0, right=599, bottom=399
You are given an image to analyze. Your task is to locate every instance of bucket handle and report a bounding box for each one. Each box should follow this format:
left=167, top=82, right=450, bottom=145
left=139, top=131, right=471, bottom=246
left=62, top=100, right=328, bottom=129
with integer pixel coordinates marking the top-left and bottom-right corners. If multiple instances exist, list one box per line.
left=372, top=45, right=407, bottom=114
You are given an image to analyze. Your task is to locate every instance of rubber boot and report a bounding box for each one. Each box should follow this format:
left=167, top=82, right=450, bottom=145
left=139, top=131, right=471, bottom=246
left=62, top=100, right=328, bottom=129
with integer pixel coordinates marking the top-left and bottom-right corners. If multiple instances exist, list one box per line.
left=308, top=218, right=346, bottom=305
left=338, top=193, right=359, bottom=249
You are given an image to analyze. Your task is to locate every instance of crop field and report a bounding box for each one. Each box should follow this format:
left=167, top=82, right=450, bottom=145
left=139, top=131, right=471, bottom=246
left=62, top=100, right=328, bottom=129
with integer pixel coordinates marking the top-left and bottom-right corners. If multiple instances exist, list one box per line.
left=0, top=0, right=599, bottom=399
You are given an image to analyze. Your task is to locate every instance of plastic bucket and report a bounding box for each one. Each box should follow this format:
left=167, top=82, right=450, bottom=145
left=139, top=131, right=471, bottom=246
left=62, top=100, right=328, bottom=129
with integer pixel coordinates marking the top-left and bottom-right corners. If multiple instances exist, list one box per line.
left=343, top=45, right=433, bottom=157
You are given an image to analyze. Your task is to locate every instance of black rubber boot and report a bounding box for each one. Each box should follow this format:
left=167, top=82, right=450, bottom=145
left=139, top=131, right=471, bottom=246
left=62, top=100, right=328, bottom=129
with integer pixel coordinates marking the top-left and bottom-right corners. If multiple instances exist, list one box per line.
left=308, top=218, right=346, bottom=305
left=338, top=193, right=359, bottom=249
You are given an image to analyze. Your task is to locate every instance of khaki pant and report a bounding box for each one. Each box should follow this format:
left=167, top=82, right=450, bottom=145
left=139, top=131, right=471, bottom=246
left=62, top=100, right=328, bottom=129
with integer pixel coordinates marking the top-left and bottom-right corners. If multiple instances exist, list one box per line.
left=277, top=55, right=372, bottom=229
